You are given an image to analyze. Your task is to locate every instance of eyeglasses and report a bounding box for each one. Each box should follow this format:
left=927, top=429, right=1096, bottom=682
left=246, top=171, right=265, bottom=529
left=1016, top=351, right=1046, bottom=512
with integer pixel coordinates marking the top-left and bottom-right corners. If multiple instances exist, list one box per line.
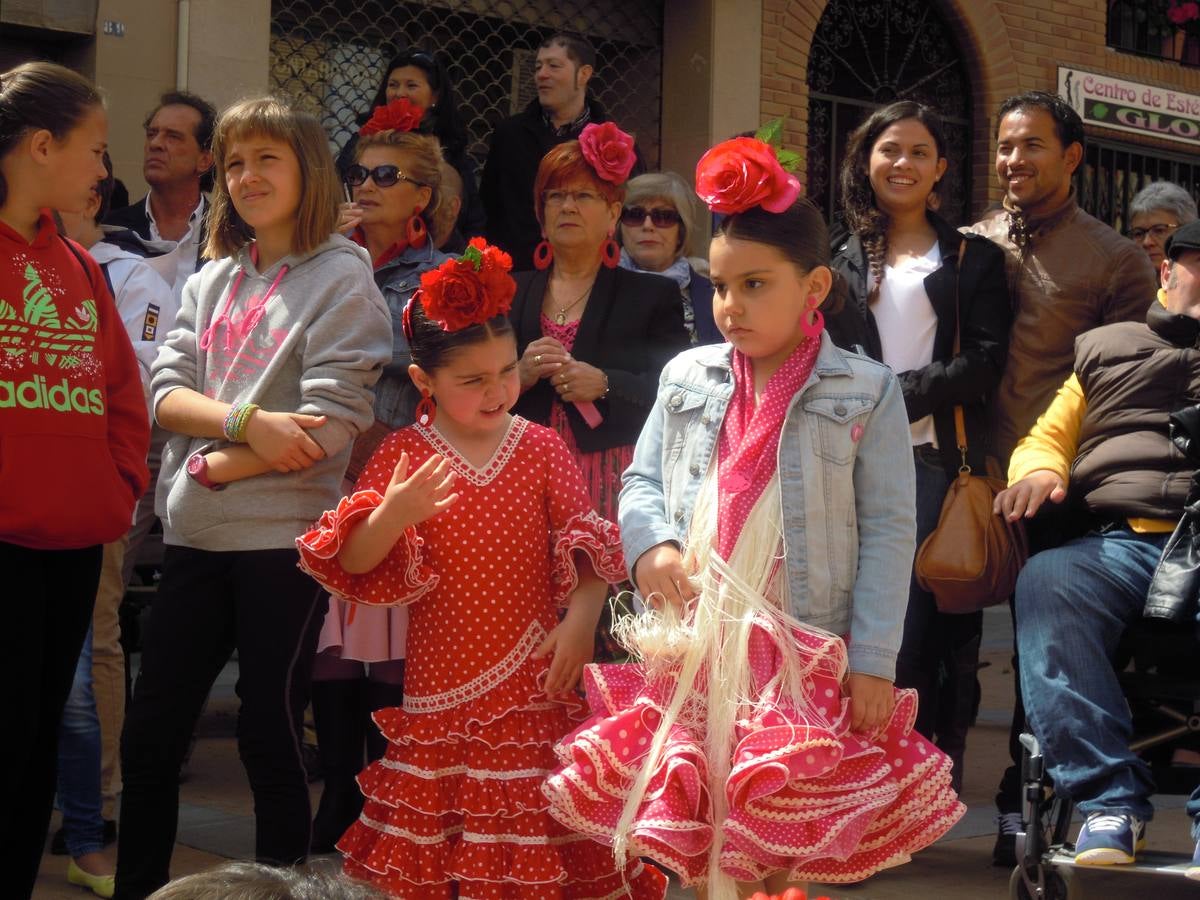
left=344, top=164, right=427, bottom=189
left=543, top=189, right=604, bottom=208
left=1129, top=223, right=1179, bottom=242
left=621, top=206, right=683, bottom=228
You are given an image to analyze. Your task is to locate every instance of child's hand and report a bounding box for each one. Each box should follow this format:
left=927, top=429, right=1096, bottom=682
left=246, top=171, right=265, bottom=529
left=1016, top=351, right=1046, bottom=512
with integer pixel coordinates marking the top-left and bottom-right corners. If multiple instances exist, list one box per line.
left=633, top=542, right=697, bottom=612
left=244, top=409, right=327, bottom=472
left=844, top=672, right=896, bottom=737
left=378, top=451, right=458, bottom=529
left=535, top=608, right=595, bottom=696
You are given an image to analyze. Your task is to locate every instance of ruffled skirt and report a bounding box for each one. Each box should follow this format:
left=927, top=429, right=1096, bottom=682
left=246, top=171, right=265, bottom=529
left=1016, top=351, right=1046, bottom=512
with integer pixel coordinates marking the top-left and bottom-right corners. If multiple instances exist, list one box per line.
left=337, top=624, right=667, bottom=899
left=543, top=621, right=965, bottom=886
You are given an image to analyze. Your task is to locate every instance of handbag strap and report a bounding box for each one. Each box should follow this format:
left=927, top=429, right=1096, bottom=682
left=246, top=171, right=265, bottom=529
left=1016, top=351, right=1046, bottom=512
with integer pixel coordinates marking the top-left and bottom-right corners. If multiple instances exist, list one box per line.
left=952, top=238, right=969, bottom=473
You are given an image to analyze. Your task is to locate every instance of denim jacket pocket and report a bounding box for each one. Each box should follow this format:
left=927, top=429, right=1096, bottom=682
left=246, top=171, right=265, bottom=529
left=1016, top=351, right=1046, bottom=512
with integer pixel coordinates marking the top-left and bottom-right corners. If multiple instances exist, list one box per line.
left=804, top=396, right=877, bottom=464
left=661, top=386, right=710, bottom=467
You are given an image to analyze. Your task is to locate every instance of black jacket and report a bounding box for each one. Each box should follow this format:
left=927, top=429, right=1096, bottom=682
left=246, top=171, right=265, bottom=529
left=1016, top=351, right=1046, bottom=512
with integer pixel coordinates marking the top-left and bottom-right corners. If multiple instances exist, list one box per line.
left=104, top=195, right=209, bottom=275
left=510, top=265, right=689, bottom=453
left=481, top=97, right=646, bottom=271
left=828, top=213, right=1012, bottom=474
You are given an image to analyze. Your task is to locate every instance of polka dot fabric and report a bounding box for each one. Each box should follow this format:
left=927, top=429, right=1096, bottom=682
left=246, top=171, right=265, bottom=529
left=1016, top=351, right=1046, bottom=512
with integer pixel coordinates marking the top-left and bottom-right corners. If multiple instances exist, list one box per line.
left=296, top=417, right=667, bottom=898
left=717, top=339, right=820, bottom=560
left=544, top=623, right=965, bottom=886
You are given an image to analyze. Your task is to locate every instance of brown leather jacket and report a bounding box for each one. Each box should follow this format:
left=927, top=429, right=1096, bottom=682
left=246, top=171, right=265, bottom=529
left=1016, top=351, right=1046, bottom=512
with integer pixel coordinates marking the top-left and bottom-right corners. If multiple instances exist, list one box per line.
left=968, top=193, right=1157, bottom=461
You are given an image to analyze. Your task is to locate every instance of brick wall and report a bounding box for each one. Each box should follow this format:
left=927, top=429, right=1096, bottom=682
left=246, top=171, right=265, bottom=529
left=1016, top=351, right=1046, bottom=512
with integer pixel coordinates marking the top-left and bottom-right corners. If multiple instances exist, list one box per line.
left=765, top=0, right=1200, bottom=214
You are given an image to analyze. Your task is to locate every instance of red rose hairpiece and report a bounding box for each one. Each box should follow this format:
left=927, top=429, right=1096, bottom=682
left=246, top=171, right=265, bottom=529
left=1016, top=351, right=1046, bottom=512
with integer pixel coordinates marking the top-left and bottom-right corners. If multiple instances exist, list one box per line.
left=695, top=119, right=802, bottom=215
left=579, top=122, right=637, bottom=185
left=416, top=237, right=516, bottom=333
left=360, top=97, right=424, bottom=137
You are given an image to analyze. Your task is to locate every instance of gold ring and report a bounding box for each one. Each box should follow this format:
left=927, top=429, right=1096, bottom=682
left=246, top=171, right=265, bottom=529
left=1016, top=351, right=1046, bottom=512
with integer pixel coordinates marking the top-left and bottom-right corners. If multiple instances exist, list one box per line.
left=535, top=354, right=542, bottom=364
left=563, top=381, right=569, bottom=392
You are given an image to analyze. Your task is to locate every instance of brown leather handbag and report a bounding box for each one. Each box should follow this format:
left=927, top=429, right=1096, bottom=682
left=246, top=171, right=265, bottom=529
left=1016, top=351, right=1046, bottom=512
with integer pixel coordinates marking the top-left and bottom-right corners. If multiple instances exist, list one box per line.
left=913, top=241, right=1029, bottom=613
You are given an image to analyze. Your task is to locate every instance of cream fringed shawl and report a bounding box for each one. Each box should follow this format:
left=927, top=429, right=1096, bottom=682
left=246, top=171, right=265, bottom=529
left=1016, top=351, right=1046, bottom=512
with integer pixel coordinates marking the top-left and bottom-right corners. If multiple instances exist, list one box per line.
left=612, top=465, right=846, bottom=899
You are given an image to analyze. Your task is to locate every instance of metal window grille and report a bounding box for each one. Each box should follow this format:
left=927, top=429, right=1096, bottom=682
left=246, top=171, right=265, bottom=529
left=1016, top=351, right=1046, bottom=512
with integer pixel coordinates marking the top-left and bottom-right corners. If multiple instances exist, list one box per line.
left=805, top=0, right=973, bottom=227
left=1107, top=0, right=1200, bottom=67
left=1075, top=137, right=1200, bottom=234
left=269, top=0, right=663, bottom=176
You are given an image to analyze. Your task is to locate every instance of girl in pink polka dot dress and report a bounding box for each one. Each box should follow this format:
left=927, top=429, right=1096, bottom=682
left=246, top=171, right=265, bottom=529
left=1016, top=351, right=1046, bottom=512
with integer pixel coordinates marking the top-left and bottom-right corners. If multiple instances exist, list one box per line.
left=542, top=138, right=965, bottom=898
left=295, top=241, right=667, bottom=900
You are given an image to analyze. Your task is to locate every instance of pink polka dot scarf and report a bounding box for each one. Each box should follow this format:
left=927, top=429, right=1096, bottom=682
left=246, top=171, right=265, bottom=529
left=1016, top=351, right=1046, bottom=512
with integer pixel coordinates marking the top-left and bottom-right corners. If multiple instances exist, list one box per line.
left=717, top=337, right=821, bottom=560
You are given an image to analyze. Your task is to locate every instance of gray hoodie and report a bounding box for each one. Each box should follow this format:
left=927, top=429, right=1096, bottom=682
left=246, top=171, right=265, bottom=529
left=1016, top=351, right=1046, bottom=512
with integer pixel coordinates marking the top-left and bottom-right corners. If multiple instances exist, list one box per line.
left=151, top=234, right=392, bottom=551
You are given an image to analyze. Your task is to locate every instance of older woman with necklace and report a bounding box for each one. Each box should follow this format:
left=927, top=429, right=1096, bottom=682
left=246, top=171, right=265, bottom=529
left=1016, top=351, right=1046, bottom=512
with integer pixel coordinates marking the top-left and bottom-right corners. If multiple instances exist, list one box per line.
left=510, top=124, right=688, bottom=522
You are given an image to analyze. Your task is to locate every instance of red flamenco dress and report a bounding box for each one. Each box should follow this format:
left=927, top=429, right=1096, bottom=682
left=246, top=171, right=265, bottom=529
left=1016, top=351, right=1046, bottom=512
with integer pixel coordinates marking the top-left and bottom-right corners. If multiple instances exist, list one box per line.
left=542, top=341, right=965, bottom=891
left=296, top=416, right=667, bottom=899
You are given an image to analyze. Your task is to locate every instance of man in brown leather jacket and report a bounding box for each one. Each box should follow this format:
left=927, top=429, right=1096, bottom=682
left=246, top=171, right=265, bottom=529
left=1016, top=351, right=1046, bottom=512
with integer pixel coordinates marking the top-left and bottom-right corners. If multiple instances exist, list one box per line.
left=994, top=221, right=1200, bottom=874
left=967, top=90, right=1158, bottom=865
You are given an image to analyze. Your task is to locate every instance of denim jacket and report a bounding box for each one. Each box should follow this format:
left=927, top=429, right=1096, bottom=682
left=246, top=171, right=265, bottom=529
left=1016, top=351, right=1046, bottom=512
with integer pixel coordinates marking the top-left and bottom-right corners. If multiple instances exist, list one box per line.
left=373, top=242, right=452, bottom=428
left=618, top=335, right=916, bottom=680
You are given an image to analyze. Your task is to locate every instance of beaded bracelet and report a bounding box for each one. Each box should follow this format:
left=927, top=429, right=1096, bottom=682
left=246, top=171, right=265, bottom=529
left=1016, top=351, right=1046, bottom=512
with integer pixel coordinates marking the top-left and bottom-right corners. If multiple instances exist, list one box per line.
left=600, top=372, right=610, bottom=400
left=223, top=402, right=259, bottom=443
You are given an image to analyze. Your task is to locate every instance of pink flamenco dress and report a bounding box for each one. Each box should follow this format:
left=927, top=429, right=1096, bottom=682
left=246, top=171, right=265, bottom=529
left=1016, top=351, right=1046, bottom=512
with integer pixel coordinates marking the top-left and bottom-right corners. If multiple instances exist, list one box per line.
left=296, top=416, right=668, bottom=900
left=542, top=340, right=965, bottom=893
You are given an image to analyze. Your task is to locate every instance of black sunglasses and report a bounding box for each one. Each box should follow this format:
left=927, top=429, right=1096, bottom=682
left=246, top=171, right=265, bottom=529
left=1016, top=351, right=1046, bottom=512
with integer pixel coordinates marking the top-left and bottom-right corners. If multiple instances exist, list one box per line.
left=621, top=205, right=682, bottom=227
left=344, top=164, right=427, bottom=189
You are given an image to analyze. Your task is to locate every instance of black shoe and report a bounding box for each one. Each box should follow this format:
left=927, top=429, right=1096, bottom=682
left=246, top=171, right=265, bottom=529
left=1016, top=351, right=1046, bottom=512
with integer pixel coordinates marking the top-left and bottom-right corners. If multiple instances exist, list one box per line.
left=993, top=811, right=1022, bottom=867
left=50, top=818, right=117, bottom=855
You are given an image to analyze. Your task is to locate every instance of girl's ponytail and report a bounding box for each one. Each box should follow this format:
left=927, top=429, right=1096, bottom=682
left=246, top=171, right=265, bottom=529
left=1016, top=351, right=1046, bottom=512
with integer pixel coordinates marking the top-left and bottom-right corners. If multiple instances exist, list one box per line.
left=0, top=62, right=103, bottom=207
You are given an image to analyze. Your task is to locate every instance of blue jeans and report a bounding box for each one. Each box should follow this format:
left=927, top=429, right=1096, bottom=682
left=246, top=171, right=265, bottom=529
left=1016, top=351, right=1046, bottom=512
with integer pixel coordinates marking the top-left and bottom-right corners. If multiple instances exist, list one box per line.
left=58, top=625, right=106, bottom=857
left=1017, top=527, right=1167, bottom=822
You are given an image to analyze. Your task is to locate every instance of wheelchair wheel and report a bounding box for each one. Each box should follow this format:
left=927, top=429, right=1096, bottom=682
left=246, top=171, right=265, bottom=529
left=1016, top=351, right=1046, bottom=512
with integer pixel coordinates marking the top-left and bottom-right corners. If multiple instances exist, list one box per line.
left=1008, top=866, right=1079, bottom=900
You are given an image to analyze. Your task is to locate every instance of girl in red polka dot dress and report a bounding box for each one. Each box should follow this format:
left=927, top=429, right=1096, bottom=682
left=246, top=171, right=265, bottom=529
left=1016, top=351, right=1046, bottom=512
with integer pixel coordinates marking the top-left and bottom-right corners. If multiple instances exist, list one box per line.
left=542, top=136, right=965, bottom=898
left=295, top=240, right=667, bottom=900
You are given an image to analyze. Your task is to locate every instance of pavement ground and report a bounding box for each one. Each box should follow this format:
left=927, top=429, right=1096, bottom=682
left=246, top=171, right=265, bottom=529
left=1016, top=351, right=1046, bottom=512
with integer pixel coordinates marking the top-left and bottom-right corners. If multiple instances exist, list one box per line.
left=33, top=605, right=1200, bottom=899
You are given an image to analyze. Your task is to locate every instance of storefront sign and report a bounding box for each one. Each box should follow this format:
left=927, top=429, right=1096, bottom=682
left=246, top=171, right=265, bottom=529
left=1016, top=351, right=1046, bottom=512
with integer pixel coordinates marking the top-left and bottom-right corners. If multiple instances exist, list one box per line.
left=1057, top=67, right=1200, bottom=148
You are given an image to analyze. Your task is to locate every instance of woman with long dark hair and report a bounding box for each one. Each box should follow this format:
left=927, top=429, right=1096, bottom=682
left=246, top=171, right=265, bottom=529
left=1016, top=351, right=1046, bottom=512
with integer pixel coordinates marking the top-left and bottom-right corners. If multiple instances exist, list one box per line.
left=828, top=100, right=1011, bottom=792
left=337, top=49, right=485, bottom=238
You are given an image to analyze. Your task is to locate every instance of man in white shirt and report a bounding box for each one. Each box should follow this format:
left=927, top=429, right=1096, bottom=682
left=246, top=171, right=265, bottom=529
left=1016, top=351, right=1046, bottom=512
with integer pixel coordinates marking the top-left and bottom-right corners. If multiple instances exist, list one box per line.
left=105, top=91, right=216, bottom=298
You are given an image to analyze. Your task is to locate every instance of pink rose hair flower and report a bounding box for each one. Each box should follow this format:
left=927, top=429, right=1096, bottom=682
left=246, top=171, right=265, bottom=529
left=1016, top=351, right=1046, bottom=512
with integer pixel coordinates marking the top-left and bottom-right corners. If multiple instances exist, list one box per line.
left=579, top=122, right=637, bottom=185
left=360, top=97, right=425, bottom=136
left=695, top=136, right=802, bottom=215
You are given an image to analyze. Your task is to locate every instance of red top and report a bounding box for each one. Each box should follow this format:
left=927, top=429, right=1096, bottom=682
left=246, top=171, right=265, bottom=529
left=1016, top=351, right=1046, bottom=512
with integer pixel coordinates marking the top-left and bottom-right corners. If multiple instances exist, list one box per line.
left=0, top=212, right=149, bottom=549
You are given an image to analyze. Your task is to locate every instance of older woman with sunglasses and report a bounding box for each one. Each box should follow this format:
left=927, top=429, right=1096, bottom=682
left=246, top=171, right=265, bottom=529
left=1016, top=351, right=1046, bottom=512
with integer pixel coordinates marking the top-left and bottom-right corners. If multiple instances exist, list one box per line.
left=617, top=171, right=721, bottom=344
left=309, top=122, right=456, bottom=855
left=336, top=48, right=485, bottom=238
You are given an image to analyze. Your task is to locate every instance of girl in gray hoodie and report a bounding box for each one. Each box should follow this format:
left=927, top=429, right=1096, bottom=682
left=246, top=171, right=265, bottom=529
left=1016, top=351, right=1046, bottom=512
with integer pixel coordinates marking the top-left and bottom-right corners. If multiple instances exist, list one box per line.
left=114, top=98, right=392, bottom=900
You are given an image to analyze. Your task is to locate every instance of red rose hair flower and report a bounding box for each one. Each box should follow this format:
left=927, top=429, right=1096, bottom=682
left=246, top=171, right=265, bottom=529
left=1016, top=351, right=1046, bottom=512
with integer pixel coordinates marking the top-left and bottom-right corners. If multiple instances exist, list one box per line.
left=359, top=97, right=425, bottom=136
left=579, top=121, right=637, bottom=185
left=695, top=136, right=802, bottom=215
left=416, top=237, right=516, bottom=333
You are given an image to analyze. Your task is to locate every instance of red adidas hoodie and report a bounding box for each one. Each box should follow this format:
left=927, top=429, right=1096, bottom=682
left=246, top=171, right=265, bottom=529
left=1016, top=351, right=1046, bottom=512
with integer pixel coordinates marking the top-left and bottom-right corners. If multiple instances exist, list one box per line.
left=0, top=211, right=150, bottom=549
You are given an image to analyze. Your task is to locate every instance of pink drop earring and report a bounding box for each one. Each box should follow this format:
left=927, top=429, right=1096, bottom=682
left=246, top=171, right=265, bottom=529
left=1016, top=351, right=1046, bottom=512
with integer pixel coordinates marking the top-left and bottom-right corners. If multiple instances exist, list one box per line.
left=801, top=293, right=824, bottom=338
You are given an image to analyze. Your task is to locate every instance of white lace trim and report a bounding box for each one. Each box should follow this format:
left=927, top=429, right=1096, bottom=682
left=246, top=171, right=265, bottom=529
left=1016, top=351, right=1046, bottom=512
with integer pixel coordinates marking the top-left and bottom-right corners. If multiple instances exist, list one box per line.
left=378, top=757, right=550, bottom=781
left=416, top=416, right=527, bottom=486
left=403, top=619, right=546, bottom=714
left=460, top=831, right=572, bottom=846
left=359, top=814, right=462, bottom=844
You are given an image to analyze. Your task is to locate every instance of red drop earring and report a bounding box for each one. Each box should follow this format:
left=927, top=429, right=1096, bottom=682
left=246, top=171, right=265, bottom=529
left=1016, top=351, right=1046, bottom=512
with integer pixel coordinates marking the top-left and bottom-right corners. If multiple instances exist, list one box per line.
left=533, top=240, right=554, bottom=270
left=406, top=210, right=428, bottom=249
left=801, top=293, right=824, bottom=338
left=415, top=390, right=436, bottom=427
left=600, top=234, right=620, bottom=269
